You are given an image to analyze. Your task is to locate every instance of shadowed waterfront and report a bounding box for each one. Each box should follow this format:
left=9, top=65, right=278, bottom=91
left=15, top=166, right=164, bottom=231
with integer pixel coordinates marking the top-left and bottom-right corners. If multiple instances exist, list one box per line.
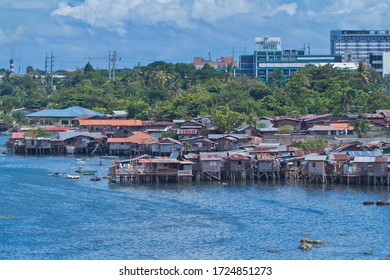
left=0, top=137, right=389, bottom=260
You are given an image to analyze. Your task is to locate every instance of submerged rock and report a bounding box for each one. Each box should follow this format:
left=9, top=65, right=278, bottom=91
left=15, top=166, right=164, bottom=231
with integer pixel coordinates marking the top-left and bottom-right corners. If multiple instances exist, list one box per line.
left=267, top=249, right=281, bottom=253
left=0, top=215, right=15, bottom=219
left=363, top=201, right=375, bottom=205
left=299, top=242, right=313, bottom=250
left=300, top=238, right=325, bottom=244
left=376, top=200, right=390, bottom=206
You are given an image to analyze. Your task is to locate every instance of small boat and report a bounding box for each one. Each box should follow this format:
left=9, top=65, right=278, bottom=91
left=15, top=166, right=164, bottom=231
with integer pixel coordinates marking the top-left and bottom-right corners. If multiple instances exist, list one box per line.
left=90, top=176, right=101, bottom=181
left=83, top=170, right=97, bottom=175
left=67, top=175, right=80, bottom=179
left=102, top=175, right=111, bottom=179
left=100, top=155, right=121, bottom=160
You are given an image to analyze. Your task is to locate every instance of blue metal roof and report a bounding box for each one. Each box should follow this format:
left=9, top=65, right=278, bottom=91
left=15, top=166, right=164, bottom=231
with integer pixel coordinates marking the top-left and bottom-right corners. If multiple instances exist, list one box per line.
left=346, top=150, right=381, bottom=157
left=25, top=106, right=105, bottom=118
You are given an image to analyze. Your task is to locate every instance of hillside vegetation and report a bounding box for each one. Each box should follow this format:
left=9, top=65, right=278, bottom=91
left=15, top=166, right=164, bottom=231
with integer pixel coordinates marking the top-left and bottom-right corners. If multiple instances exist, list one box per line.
left=1, top=61, right=390, bottom=133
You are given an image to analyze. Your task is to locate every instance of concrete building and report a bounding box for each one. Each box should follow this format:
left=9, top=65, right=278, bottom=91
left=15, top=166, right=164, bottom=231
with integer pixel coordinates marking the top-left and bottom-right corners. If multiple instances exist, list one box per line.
left=237, top=36, right=344, bottom=82
left=330, top=29, right=390, bottom=62
left=369, top=51, right=390, bottom=80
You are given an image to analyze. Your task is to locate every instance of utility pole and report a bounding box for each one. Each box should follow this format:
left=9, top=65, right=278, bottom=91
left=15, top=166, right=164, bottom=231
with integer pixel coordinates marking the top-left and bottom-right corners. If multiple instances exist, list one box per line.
left=112, top=50, right=116, bottom=81
left=50, top=52, right=54, bottom=90
left=45, top=52, right=49, bottom=91
left=108, top=50, right=118, bottom=81
left=108, top=51, right=111, bottom=80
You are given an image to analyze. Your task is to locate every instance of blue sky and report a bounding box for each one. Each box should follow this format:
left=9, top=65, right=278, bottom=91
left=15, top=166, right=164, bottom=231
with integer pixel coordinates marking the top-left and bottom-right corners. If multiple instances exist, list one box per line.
left=1, top=0, right=389, bottom=72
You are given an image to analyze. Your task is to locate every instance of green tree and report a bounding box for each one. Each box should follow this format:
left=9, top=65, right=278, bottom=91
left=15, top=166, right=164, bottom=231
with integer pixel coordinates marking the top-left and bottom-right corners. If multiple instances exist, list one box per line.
left=24, top=128, right=51, bottom=138
left=210, top=105, right=247, bottom=133
left=352, top=119, right=371, bottom=138
left=292, top=139, right=328, bottom=150
left=84, top=62, right=95, bottom=74
left=277, top=125, right=294, bottom=134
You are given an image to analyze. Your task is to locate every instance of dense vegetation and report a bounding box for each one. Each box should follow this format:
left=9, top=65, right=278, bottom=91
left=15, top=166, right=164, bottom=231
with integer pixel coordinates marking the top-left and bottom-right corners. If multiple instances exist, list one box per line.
left=1, top=61, right=390, bottom=133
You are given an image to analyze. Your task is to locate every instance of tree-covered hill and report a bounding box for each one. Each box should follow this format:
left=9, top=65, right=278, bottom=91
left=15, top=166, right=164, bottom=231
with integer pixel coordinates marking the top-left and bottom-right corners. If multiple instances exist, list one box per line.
left=1, top=61, right=390, bottom=133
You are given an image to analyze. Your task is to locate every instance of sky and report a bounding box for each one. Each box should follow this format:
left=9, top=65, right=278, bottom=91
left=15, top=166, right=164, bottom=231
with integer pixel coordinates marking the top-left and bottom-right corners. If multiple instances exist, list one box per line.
left=0, top=0, right=389, bottom=72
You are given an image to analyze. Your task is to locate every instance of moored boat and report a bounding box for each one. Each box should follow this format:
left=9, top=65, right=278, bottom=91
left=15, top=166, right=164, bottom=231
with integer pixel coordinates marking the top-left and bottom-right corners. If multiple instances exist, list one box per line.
left=90, top=176, right=101, bottom=181
left=67, top=174, right=80, bottom=179
left=83, top=170, right=97, bottom=175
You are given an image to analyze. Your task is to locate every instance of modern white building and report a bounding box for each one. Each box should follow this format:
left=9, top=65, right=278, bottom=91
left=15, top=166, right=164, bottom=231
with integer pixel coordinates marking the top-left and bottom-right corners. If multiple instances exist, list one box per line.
left=330, top=30, right=390, bottom=62
left=369, top=51, right=390, bottom=80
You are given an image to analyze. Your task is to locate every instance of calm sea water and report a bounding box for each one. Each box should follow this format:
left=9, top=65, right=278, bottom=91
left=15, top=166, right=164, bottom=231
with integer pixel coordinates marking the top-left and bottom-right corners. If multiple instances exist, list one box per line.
left=0, top=136, right=389, bottom=260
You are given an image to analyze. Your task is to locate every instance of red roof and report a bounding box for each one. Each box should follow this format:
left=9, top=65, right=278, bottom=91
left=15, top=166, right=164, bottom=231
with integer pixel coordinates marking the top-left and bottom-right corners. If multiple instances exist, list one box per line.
left=375, top=157, right=388, bottom=163
left=178, top=129, right=198, bottom=135
left=108, top=138, right=134, bottom=143
left=225, top=154, right=250, bottom=161
left=330, top=154, right=350, bottom=161
left=108, top=132, right=157, bottom=144
left=256, top=153, right=275, bottom=160
left=79, top=119, right=142, bottom=126
left=44, top=127, right=70, bottom=132
left=11, top=132, right=25, bottom=139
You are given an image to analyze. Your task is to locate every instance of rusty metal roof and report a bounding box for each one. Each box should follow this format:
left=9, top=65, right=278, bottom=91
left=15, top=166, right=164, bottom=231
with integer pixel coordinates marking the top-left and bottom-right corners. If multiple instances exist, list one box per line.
left=329, top=153, right=350, bottom=161
left=225, top=154, right=250, bottom=161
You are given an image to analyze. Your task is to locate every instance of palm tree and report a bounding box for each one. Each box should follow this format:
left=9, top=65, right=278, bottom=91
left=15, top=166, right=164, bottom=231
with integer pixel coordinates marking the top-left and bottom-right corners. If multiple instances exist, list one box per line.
left=356, top=61, right=369, bottom=90
left=341, top=87, right=358, bottom=114
left=225, top=62, right=233, bottom=83
left=153, top=70, right=169, bottom=87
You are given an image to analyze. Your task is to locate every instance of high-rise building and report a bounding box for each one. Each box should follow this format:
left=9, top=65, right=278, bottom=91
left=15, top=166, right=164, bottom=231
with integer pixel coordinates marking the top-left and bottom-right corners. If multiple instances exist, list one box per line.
left=330, top=30, right=390, bottom=62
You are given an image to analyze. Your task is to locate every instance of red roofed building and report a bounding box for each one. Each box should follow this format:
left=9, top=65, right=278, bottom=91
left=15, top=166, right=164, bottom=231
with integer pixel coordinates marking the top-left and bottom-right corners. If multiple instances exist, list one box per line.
left=307, top=123, right=355, bottom=136
left=107, top=132, right=157, bottom=155
left=79, top=119, right=143, bottom=133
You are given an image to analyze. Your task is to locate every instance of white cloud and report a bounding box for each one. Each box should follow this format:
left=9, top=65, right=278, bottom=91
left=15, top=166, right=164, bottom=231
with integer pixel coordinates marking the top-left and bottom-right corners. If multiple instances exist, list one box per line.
left=191, top=0, right=253, bottom=23
left=52, top=0, right=299, bottom=34
left=307, top=0, right=388, bottom=17
left=269, top=3, right=298, bottom=16
left=0, top=25, right=29, bottom=44
left=0, top=0, right=58, bottom=9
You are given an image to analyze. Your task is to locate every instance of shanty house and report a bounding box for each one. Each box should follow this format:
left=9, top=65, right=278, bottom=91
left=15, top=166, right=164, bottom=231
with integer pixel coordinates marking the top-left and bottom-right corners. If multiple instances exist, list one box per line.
left=149, top=137, right=183, bottom=156
left=181, top=136, right=215, bottom=153
left=328, top=153, right=350, bottom=176
left=256, top=153, right=277, bottom=172
left=234, top=124, right=258, bottom=136
left=58, top=131, right=105, bottom=154
left=348, top=156, right=389, bottom=177
left=304, top=154, right=328, bottom=182
left=199, top=152, right=224, bottom=180
left=224, top=154, right=251, bottom=172
left=108, top=132, right=158, bottom=155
